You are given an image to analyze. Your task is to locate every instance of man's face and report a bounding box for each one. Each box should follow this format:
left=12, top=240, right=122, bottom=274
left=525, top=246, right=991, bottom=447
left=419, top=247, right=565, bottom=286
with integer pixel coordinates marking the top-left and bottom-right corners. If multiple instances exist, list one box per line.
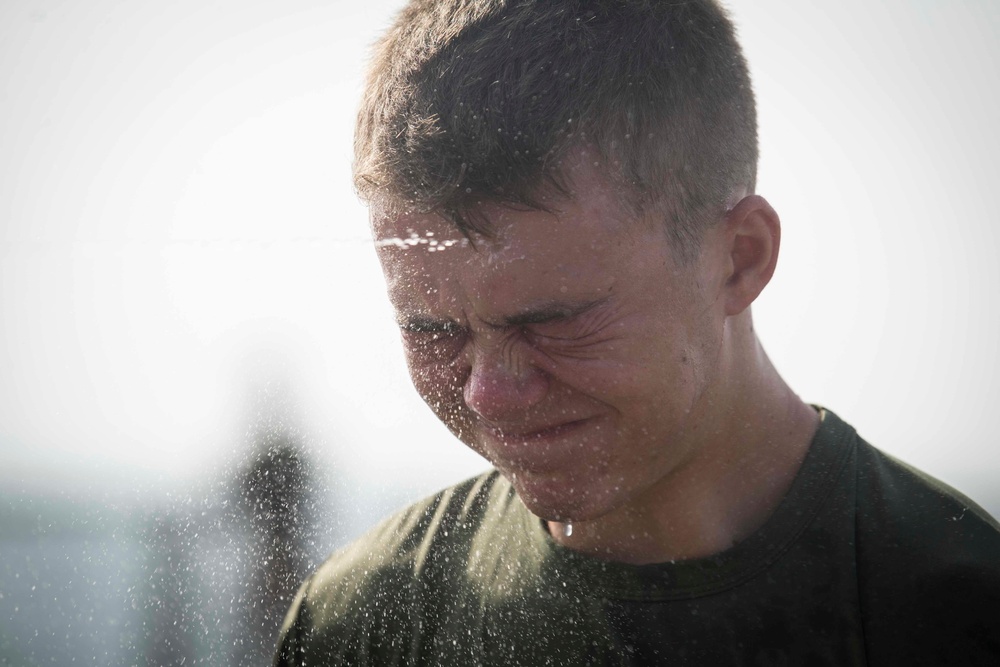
left=373, top=157, right=729, bottom=523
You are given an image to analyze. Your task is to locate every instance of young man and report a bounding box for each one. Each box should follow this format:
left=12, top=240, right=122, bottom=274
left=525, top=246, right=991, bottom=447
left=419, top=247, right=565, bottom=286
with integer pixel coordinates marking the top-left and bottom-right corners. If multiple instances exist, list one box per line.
left=276, top=1, right=1000, bottom=664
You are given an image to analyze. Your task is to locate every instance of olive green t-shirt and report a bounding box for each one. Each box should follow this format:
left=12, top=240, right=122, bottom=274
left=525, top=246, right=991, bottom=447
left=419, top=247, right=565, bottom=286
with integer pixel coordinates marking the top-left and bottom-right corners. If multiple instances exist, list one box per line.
left=275, top=410, right=1000, bottom=665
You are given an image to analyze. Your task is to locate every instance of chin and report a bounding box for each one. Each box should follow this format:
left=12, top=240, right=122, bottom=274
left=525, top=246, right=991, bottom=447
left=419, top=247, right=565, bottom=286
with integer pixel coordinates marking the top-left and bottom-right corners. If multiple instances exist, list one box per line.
left=504, top=467, right=616, bottom=523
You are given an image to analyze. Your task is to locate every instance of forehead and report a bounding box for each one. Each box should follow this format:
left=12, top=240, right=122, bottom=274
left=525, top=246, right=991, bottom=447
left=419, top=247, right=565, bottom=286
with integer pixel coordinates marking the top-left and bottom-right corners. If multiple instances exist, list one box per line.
left=372, top=152, right=641, bottom=255
left=373, top=219, right=675, bottom=343
left=372, top=203, right=612, bottom=306
left=372, top=184, right=636, bottom=272
left=369, top=152, right=683, bottom=319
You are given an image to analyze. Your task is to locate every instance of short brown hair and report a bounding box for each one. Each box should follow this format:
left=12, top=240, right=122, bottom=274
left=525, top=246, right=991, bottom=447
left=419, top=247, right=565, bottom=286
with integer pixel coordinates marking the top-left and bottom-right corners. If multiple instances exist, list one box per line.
left=354, top=0, right=757, bottom=260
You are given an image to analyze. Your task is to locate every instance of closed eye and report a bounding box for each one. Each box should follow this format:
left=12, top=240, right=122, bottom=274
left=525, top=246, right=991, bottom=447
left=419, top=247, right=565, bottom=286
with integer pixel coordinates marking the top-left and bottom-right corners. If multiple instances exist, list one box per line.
left=399, top=318, right=462, bottom=335
left=523, top=320, right=586, bottom=341
left=398, top=316, right=466, bottom=362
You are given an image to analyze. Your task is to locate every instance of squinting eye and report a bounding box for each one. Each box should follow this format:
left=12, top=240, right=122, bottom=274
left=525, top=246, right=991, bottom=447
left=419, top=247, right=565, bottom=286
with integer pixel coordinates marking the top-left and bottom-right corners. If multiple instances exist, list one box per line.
left=400, top=319, right=462, bottom=338
left=400, top=319, right=458, bottom=334
left=523, top=320, right=583, bottom=342
left=399, top=321, right=466, bottom=361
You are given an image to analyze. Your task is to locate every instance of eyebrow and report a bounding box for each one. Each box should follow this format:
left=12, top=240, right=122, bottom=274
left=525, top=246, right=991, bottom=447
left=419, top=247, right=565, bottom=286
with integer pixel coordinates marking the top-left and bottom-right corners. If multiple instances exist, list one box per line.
left=489, top=297, right=608, bottom=328
left=395, top=296, right=610, bottom=330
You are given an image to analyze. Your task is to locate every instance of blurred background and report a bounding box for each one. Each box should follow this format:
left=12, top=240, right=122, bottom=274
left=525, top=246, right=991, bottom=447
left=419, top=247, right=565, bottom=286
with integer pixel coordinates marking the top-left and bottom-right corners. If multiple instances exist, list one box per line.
left=2, top=0, right=998, bottom=664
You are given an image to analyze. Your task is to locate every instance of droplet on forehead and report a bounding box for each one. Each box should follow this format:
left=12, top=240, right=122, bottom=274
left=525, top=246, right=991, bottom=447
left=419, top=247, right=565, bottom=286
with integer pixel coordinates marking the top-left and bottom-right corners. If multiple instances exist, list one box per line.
left=375, top=231, right=468, bottom=252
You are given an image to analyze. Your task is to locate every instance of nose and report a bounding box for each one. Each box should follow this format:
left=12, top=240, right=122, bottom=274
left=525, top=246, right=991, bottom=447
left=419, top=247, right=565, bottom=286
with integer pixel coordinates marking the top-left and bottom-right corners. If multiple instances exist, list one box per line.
left=462, top=335, right=548, bottom=423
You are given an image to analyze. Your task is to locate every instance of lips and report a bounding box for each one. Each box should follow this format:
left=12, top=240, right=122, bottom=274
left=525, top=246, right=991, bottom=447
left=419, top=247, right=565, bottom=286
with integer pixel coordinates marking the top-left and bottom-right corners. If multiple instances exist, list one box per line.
left=487, top=418, right=591, bottom=442
left=477, top=416, right=599, bottom=471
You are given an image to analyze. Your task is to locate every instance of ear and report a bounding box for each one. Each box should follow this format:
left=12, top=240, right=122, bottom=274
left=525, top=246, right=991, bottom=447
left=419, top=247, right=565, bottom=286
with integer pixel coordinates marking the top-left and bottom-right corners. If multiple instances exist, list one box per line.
left=720, top=195, right=780, bottom=316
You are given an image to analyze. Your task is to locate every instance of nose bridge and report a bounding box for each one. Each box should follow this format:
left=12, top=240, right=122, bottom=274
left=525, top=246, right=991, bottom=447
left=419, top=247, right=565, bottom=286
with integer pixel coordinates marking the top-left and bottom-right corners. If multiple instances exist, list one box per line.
left=479, top=326, right=523, bottom=373
left=466, top=327, right=527, bottom=391
left=463, top=327, right=547, bottom=420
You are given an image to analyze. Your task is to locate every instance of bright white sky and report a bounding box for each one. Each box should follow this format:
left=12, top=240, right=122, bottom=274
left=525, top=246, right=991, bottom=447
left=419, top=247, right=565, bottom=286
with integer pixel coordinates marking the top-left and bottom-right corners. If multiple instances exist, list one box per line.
left=2, top=1, right=998, bottom=514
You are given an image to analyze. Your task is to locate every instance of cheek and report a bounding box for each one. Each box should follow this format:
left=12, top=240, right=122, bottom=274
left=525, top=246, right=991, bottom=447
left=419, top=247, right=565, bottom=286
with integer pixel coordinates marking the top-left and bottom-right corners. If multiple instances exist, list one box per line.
left=406, top=357, right=470, bottom=426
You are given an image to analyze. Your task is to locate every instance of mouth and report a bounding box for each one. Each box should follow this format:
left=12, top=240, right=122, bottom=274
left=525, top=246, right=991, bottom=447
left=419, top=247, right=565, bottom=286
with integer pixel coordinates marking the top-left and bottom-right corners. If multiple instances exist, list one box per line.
left=479, top=416, right=599, bottom=470
left=487, top=418, right=591, bottom=442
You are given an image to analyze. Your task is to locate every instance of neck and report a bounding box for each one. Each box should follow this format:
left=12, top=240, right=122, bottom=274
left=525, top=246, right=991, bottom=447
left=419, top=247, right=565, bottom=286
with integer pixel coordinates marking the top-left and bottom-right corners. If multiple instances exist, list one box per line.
left=547, top=327, right=819, bottom=565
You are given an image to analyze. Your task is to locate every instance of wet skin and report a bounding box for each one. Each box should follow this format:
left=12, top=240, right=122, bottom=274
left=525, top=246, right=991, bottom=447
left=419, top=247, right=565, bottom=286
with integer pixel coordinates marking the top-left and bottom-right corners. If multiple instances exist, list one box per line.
left=372, top=157, right=740, bottom=531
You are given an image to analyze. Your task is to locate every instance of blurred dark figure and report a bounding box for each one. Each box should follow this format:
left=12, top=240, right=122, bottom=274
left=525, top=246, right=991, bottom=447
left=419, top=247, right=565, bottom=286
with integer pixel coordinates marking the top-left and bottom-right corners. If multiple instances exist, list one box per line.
left=144, top=514, right=198, bottom=666
left=232, top=437, right=314, bottom=667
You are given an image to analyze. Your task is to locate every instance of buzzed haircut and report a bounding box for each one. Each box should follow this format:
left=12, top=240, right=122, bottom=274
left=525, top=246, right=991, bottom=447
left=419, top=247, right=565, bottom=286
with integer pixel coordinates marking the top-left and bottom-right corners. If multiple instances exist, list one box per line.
left=354, top=0, right=757, bottom=260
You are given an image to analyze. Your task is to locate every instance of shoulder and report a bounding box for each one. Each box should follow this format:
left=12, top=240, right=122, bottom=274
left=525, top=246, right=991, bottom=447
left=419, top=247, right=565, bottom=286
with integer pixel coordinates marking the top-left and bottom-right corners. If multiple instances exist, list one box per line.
left=852, top=437, right=1000, bottom=556
left=274, top=470, right=514, bottom=665
left=305, top=469, right=510, bottom=608
left=847, top=428, right=1000, bottom=663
